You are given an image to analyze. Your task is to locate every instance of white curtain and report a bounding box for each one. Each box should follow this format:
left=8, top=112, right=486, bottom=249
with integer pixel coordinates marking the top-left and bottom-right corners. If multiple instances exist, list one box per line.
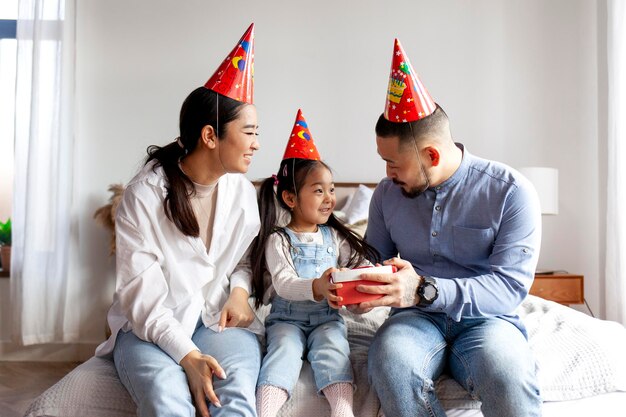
left=606, top=0, right=626, bottom=325
left=10, top=0, right=78, bottom=345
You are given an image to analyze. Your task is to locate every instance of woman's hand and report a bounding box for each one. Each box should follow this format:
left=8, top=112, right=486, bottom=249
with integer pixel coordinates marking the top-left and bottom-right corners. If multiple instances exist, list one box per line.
left=179, top=349, right=226, bottom=417
left=312, top=267, right=343, bottom=308
left=218, top=287, right=255, bottom=331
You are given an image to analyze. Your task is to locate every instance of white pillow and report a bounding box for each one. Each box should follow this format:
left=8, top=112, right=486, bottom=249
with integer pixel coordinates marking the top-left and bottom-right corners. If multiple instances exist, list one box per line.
left=339, top=192, right=354, bottom=214
left=342, top=184, right=373, bottom=225
left=333, top=210, right=348, bottom=223
left=517, top=295, right=626, bottom=400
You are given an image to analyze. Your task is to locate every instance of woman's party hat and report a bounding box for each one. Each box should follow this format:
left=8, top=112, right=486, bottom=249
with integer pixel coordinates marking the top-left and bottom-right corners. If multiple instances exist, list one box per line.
left=204, top=23, right=255, bottom=103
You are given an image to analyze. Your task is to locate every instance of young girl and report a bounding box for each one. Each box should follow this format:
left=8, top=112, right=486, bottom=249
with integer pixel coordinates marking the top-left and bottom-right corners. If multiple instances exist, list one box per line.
left=250, top=110, right=378, bottom=417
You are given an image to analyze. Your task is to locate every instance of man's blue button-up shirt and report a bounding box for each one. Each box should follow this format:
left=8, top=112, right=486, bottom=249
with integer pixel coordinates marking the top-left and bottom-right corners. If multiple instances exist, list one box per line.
left=366, top=144, right=541, bottom=335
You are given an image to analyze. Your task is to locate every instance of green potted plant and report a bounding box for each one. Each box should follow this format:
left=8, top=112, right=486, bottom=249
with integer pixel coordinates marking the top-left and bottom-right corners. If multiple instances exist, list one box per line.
left=0, top=218, right=11, bottom=273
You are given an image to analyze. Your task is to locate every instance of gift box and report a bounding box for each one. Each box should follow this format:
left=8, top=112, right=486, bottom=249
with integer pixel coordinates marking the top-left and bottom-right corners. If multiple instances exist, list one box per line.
left=331, top=265, right=396, bottom=307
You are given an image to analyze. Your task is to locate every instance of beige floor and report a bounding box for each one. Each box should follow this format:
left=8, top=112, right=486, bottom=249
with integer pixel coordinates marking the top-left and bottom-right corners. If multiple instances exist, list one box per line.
left=0, top=362, right=79, bottom=417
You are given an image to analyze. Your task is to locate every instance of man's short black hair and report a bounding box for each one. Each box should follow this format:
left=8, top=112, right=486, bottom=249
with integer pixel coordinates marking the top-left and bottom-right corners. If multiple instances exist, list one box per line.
left=375, top=104, right=450, bottom=147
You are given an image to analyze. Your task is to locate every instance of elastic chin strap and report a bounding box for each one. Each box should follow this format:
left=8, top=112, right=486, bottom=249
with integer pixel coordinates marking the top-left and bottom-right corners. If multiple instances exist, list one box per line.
left=292, top=158, right=297, bottom=200
left=281, top=159, right=299, bottom=215
left=409, top=122, right=431, bottom=193
left=215, top=92, right=228, bottom=174
left=216, top=143, right=227, bottom=174
left=289, top=158, right=298, bottom=215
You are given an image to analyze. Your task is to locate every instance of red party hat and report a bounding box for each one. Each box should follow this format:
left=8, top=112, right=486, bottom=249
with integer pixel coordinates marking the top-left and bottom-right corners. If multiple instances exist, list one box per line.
left=384, top=38, right=436, bottom=123
left=282, top=109, right=321, bottom=160
left=204, top=23, right=255, bottom=104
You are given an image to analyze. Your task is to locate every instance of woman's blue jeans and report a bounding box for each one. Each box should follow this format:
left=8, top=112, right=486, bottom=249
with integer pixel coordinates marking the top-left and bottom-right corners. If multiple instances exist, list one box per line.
left=114, top=321, right=262, bottom=417
left=368, top=308, right=542, bottom=417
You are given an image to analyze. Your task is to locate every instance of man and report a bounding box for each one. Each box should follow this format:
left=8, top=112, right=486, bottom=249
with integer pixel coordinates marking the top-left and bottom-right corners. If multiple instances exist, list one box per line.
left=356, top=39, right=543, bottom=417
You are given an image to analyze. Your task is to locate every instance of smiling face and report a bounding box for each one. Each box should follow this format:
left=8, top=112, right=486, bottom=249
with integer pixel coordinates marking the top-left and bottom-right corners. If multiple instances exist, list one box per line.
left=286, top=165, right=336, bottom=232
left=217, top=104, right=259, bottom=174
left=376, top=135, right=430, bottom=198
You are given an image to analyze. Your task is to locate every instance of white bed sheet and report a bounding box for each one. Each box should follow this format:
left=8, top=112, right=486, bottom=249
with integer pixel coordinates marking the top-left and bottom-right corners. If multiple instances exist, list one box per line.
left=444, top=391, right=626, bottom=417
left=25, top=295, right=626, bottom=417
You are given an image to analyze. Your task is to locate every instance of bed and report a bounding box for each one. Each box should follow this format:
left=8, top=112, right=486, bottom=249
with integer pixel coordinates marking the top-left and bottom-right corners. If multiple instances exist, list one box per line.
left=24, top=182, right=626, bottom=417
left=23, top=295, right=626, bottom=417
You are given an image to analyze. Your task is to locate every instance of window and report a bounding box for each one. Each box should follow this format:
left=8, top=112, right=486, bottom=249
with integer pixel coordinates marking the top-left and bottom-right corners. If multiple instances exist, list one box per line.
left=0, top=0, right=17, bottom=223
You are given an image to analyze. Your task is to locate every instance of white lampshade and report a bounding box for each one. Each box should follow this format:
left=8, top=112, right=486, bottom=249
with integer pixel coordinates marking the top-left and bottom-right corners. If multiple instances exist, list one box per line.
left=518, top=167, right=559, bottom=215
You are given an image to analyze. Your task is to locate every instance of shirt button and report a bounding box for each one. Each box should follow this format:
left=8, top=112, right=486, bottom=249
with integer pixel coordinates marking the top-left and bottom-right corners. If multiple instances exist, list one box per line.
left=435, top=205, right=441, bottom=211
left=432, top=231, right=438, bottom=237
left=522, top=248, right=529, bottom=254
left=327, top=247, right=334, bottom=254
left=315, top=266, right=321, bottom=272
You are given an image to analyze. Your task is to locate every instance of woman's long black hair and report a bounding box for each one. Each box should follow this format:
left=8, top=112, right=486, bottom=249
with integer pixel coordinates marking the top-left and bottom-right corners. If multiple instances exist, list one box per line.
left=250, top=158, right=379, bottom=307
left=145, top=87, right=246, bottom=237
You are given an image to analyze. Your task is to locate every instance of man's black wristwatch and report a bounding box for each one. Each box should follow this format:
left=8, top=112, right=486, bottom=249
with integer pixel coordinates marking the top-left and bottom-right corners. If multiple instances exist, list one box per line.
left=416, top=276, right=438, bottom=306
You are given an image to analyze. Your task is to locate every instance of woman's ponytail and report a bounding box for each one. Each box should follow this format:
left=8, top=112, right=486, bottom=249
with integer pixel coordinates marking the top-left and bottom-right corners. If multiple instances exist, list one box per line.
left=145, top=87, right=246, bottom=237
left=146, top=140, right=198, bottom=236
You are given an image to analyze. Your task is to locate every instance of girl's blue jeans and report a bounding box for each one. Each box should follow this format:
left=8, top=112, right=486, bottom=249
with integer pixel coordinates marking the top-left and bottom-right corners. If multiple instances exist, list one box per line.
left=257, top=296, right=353, bottom=396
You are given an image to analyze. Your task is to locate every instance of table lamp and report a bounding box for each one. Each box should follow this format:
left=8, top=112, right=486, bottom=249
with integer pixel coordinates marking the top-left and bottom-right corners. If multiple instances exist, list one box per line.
left=518, top=167, right=558, bottom=215
left=518, top=167, right=559, bottom=274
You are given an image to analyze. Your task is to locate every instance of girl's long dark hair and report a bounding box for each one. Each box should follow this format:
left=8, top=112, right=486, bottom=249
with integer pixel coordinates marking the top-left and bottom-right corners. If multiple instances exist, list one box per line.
left=146, top=87, right=246, bottom=236
left=250, top=159, right=379, bottom=307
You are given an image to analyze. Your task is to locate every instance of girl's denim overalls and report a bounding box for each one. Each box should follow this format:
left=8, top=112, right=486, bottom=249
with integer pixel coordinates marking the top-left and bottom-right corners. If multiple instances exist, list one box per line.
left=257, top=225, right=354, bottom=395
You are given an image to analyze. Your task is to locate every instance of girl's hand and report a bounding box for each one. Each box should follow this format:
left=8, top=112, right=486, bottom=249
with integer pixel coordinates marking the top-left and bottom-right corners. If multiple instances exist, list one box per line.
left=219, top=287, right=255, bottom=331
left=312, top=267, right=344, bottom=308
left=180, top=349, right=226, bottom=417
left=338, top=264, right=383, bottom=314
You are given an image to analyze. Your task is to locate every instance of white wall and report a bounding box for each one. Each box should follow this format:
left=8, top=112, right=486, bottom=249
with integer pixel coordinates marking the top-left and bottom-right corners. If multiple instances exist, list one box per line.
left=0, top=0, right=605, bottom=359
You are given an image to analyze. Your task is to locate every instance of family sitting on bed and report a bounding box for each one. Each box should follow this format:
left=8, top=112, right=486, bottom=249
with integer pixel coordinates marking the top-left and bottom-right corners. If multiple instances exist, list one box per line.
left=95, top=23, right=543, bottom=417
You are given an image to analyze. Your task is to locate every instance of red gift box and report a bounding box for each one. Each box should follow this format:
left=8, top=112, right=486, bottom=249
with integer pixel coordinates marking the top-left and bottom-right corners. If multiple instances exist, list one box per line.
left=331, top=265, right=397, bottom=307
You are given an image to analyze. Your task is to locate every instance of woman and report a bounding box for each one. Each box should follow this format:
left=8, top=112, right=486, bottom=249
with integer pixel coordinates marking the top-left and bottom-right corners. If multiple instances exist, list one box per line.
left=95, top=25, right=262, bottom=417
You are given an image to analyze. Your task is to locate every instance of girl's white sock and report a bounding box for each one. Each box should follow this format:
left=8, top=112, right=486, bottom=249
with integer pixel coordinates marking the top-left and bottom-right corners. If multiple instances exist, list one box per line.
left=322, top=382, right=355, bottom=417
left=256, top=384, right=289, bottom=417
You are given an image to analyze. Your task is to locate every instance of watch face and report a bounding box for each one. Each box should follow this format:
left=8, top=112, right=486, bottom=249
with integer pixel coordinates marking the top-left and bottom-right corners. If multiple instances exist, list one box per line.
left=417, top=277, right=438, bottom=306
left=422, top=284, right=437, bottom=301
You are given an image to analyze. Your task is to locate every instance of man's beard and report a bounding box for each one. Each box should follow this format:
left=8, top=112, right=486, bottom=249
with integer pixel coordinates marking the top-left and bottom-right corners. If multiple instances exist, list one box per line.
left=393, top=179, right=426, bottom=199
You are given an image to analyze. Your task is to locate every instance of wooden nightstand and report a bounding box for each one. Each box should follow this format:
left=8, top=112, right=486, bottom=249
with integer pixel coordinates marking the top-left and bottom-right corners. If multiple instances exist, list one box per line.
left=530, top=273, right=584, bottom=305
